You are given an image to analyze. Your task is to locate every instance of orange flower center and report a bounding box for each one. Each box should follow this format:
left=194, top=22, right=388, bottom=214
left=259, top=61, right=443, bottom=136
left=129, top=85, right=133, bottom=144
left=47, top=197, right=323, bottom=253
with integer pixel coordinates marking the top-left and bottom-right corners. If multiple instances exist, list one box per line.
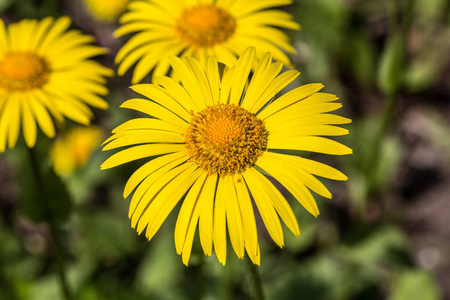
left=185, top=104, right=267, bottom=177
left=175, top=4, right=236, bottom=48
left=0, top=52, right=50, bottom=91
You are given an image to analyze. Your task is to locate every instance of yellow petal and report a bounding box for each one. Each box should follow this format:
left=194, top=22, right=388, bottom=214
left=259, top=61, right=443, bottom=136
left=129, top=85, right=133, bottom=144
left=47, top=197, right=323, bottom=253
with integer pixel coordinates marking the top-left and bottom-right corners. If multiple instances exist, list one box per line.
left=269, top=114, right=352, bottom=133
left=225, top=176, right=245, bottom=259
left=101, top=144, right=185, bottom=169
left=233, top=35, right=291, bottom=65
left=115, top=31, right=173, bottom=63
left=22, top=95, right=37, bottom=148
left=219, top=66, right=234, bottom=104
left=257, top=83, right=324, bottom=119
left=241, top=52, right=277, bottom=109
left=38, top=16, right=71, bottom=52
left=132, top=40, right=185, bottom=84
left=234, top=174, right=258, bottom=262
left=249, top=70, right=299, bottom=114
left=153, top=76, right=201, bottom=112
left=132, top=162, right=194, bottom=230
left=264, top=103, right=343, bottom=129
left=169, top=56, right=210, bottom=108
left=7, top=94, right=21, bottom=149
left=130, top=84, right=192, bottom=121
left=256, top=152, right=320, bottom=216
left=141, top=165, right=201, bottom=241
left=269, top=125, right=349, bottom=139
left=124, top=151, right=188, bottom=199
left=112, top=118, right=185, bottom=134
left=242, top=168, right=285, bottom=247
left=284, top=155, right=348, bottom=181
left=199, top=174, right=217, bottom=256
left=230, top=47, right=255, bottom=105
left=0, top=97, right=12, bottom=152
left=117, top=43, right=153, bottom=76
left=205, top=56, right=220, bottom=104
left=103, top=130, right=184, bottom=151
left=228, top=0, right=294, bottom=18
left=121, top=98, right=188, bottom=129
left=212, top=44, right=238, bottom=68
left=28, top=93, right=55, bottom=138
left=128, top=156, right=188, bottom=218
left=238, top=9, right=300, bottom=30
left=214, top=177, right=228, bottom=265
left=0, top=19, right=9, bottom=52
left=183, top=57, right=215, bottom=106
left=245, top=167, right=300, bottom=236
left=267, top=136, right=353, bottom=155
left=175, top=173, right=208, bottom=255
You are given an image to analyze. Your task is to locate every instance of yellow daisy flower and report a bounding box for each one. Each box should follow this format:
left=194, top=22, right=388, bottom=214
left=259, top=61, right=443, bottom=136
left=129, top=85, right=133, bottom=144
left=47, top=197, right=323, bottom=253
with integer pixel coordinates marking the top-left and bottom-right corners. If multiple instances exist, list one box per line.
left=101, top=47, right=352, bottom=266
left=50, top=126, right=102, bottom=176
left=0, top=17, right=113, bottom=152
left=115, top=0, right=299, bottom=83
left=84, top=0, right=132, bottom=22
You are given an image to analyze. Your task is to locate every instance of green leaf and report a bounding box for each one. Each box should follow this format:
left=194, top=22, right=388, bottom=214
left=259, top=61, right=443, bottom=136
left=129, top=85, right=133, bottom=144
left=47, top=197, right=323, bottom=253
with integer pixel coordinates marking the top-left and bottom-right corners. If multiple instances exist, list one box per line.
left=0, top=0, right=12, bottom=13
left=343, top=118, right=403, bottom=206
left=135, top=232, right=184, bottom=297
left=19, top=149, right=72, bottom=225
left=346, top=32, right=377, bottom=87
left=266, top=255, right=345, bottom=300
left=338, top=226, right=409, bottom=267
left=377, top=34, right=405, bottom=95
left=83, top=211, right=138, bottom=255
left=389, top=270, right=442, bottom=300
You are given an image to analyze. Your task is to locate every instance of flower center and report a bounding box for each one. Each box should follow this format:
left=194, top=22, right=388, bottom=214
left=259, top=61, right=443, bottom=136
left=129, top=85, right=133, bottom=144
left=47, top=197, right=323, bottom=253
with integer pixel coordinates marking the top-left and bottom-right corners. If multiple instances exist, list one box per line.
left=185, top=104, right=268, bottom=177
left=175, top=4, right=236, bottom=48
left=0, top=52, right=50, bottom=91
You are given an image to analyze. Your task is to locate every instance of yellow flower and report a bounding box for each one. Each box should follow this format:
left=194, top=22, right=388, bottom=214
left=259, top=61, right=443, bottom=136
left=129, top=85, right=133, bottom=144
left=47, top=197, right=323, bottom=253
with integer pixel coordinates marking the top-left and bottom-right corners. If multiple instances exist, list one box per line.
left=84, top=0, right=131, bottom=22
left=115, top=0, right=299, bottom=83
left=101, top=47, right=352, bottom=266
left=50, top=126, right=102, bottom=176
left=0, top=17, right=113, bottom=152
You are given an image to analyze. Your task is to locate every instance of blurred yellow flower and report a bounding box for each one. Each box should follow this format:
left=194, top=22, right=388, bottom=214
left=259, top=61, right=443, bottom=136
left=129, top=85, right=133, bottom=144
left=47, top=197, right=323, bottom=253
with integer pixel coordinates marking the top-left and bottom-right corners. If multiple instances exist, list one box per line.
left=115, top=0, right=299, bottom=83
left=0, top=17, right=113, bottom=152
left=51, top=126, right=102, bottom=176
left=102, top=47, right=352, bottom=266
left=84, top=0, right=131, bottom=22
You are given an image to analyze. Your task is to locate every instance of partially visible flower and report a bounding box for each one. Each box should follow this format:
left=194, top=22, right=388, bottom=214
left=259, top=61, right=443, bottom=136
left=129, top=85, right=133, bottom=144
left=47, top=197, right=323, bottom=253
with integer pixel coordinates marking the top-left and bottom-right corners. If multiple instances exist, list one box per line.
left=50, top=126, right=102, bottom=176
left=84, top=0, right=132, bottom=22
left=115, top=0, right=299, bottom=83
left=0, top=17, right=113, bottom=152
left=102, top=47, right=352, bottom=266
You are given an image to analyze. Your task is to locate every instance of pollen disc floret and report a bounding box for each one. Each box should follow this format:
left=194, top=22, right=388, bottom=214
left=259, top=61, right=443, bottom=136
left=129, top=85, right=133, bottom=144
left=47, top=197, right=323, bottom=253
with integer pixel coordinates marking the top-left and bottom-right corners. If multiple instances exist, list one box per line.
left=0, top=52, right=50, bottom=91
left=185, top=103, right=267, bottom=177
left=175, top=4, right=236, bottom=47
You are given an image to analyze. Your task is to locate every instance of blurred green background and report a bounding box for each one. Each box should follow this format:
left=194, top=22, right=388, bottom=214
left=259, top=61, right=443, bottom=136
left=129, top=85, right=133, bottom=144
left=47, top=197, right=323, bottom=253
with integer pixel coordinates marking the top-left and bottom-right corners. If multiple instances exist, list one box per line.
left=0, top=0, right=449, bottom=299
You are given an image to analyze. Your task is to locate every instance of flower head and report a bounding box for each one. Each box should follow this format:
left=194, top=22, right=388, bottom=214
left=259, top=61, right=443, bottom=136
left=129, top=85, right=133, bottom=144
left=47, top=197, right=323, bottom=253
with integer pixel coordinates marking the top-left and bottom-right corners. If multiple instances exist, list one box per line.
left=84, top=0, right=131, bottom=22
left=50, top=126, right=102, bottom=176
left=115, top=0, right=299, bottom=83
left=102, top=47, right=352, bottom=266
left=0, top=17, right=113, bottom=152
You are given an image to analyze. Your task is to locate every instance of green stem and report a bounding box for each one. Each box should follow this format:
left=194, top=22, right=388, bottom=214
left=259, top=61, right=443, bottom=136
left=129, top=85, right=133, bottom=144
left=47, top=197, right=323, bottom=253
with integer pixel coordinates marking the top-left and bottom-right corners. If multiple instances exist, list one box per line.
left=49, top=222, right=74, bottom=300
left=27, top=147, right=75, bottom=300
left=368, top=0, right=415, bottom=197
left=244, top=255, right=265, bottom=300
